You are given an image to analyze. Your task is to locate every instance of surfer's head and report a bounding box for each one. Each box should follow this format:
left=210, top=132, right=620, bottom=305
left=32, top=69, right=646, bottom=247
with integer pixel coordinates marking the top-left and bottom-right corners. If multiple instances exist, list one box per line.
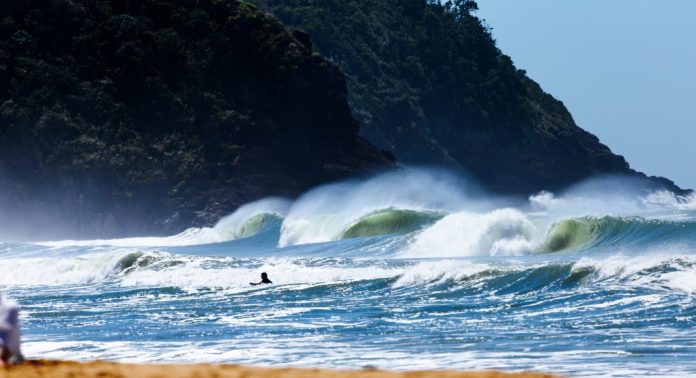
left=261, top=272, right=268, bottom=279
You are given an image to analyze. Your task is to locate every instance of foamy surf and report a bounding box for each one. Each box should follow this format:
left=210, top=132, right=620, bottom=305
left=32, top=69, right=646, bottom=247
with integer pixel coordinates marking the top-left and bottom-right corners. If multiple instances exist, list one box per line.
left=400, top=209, right=536, bottom=258
left=3, top=171, right=696, bottom=377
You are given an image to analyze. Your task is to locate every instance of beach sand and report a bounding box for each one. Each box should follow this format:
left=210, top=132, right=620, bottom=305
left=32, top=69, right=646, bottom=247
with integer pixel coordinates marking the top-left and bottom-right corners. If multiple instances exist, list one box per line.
left=0, top=361, right=559, bottom=378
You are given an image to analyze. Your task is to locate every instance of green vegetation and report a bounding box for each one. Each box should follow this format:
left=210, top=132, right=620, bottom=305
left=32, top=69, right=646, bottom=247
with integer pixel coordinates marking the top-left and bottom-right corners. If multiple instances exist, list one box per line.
left=0, top=0, right=683, bottom=238
left=251, top=0, right=673, bottom=193
left=0, top=0, right=389, bottom=238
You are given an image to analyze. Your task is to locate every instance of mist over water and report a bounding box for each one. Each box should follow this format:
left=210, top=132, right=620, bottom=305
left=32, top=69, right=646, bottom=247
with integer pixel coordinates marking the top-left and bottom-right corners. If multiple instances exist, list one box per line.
left=2, top=168, right=696, bottom=377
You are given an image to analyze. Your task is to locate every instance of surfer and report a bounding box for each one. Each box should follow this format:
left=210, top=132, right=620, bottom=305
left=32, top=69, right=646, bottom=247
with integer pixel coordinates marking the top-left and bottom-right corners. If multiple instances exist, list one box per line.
left=250, top=272, right=273, bottom=286
left=0, top=294, right=23, bottom=366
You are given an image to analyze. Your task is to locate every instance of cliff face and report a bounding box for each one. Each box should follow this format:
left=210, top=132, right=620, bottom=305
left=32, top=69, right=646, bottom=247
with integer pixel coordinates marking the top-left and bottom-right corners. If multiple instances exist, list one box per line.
left=0, top=0, right=391, bottom=239
left=251, top=0, right=684, bottom=194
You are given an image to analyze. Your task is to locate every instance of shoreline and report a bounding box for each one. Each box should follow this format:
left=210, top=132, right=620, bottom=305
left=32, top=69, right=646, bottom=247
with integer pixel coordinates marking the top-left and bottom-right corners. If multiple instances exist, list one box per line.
left=1, top=360, right=559, bottom=378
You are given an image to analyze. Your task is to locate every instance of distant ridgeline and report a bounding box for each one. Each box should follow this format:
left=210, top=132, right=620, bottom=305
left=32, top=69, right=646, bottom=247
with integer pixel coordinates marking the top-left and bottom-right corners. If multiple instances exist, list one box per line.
left=250, top=0, right=685, bottom=194
left=0, top=0, right=686, bottom=239
left=0, top=0, right=392, bottom=238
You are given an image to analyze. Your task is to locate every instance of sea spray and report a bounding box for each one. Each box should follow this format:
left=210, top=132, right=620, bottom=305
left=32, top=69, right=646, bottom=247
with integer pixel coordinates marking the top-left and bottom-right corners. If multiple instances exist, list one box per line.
left=0, top=251, right=139, bottom=286
left=527, top=176, right=692, bottom=218
left=4, top=172, right=696, bottom=377
left=279, top=169, right=478, bottom=246
left=209, top=197, right=290, bottom=240
left=641, top=190, right=696, bottom=211
left=35, top=197, right=290, bottom=248
left=391, top=260, right=497, bottom=288
left=401, top=209, right=536, bottom=258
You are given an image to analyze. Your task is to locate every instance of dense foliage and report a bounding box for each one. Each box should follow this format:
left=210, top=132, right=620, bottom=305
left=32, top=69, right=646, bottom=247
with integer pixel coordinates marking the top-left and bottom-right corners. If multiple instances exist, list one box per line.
left=0, top=0, right=683, bottom=238
left=0, top=0, right=389, bottom=238
left=251, top=0, right=679, bottom=193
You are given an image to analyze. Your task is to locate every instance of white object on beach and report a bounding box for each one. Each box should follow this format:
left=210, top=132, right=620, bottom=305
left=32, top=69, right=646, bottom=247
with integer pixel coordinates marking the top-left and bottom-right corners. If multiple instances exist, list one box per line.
left=0, top=295, right=22, bottom=363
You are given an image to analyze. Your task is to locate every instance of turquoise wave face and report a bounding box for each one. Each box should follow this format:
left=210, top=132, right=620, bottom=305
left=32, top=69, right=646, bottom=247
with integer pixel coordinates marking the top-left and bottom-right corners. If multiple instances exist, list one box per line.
left=541, top=216, right=696, bottom=252
left=340, top=209, right=445, bottom=239
left=2, top=172, right=696, bottom=377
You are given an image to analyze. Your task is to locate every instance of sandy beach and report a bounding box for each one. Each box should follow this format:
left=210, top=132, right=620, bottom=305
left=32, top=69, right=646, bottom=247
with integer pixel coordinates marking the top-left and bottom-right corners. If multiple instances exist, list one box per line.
left=0, top=361, right=558, bottom=378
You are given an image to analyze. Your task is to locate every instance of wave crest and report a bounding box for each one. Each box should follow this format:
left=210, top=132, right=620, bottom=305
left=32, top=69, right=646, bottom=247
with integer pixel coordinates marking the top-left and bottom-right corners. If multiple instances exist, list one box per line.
left=340, top=209, right=444, bottom=239
left=401, top=209, right=535, bottom=258
left=541, top=216, right=696, bottom=252
left=392, top=255, right=696, bottom=294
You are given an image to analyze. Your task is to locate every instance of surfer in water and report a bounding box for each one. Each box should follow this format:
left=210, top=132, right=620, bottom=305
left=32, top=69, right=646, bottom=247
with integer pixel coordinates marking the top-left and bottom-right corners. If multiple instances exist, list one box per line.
left=250, top=272, right=273, bottom=286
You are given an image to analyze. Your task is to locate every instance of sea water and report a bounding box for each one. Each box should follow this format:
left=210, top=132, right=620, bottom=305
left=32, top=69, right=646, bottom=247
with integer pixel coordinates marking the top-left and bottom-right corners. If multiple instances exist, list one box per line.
left=1, top=170, right=695, bottom=377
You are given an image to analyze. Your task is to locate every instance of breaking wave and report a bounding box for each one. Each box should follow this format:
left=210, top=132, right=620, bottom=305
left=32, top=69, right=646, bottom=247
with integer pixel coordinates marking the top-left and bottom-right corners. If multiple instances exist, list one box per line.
left=2, top=249, right=694, bottom=295
left=393, top=255, right=696, bottom=294
left=340, top=209, right=444, bottom=239
left=24, top=171, right=696, bottom=253
left=4, top=170, right=696, bottom=377
left=401, top=209, right=536, bottom=258
left=278, top=169, right=478, bottom=246
left=0, top=250, right=401, bottom=289
left=541, top=216, right=696, bottom=252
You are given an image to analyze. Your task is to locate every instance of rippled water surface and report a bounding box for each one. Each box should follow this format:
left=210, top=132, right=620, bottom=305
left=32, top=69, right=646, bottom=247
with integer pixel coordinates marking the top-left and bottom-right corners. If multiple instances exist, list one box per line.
left=2, top=172, right=696, bottom=377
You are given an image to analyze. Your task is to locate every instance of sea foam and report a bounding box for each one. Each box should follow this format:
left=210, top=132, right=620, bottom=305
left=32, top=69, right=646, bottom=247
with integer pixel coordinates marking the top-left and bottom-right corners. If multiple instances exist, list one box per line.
left=400, top=209, right=536, bottom=258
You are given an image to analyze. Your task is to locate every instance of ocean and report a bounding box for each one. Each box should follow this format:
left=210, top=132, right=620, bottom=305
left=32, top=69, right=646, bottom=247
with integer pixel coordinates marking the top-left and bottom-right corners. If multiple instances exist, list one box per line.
left=1, top=170, right=695, bottom=377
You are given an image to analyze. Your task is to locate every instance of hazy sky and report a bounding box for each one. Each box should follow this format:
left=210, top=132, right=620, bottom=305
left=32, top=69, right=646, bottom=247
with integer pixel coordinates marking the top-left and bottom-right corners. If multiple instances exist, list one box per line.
left=475, top=0, right=696, bottom=190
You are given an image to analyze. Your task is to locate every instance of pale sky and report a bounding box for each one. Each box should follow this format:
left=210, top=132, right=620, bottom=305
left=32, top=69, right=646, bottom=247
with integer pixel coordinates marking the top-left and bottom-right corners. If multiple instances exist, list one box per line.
left=476, top=0, right=696, bottom=190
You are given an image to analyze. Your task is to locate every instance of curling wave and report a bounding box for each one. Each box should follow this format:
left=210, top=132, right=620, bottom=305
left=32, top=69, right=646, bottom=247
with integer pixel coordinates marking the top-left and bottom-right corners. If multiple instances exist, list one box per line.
left=340, top=209, right=444, bottom=239
left=541, top=216, right=696, bottom=252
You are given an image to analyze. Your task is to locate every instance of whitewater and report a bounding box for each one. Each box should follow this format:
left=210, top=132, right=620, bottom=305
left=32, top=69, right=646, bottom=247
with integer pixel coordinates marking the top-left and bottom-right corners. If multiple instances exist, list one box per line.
left=1, top=169, right=695, bottom=377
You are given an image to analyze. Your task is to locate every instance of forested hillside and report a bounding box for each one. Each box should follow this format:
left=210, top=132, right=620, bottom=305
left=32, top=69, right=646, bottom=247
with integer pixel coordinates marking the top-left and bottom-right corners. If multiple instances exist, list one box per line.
left=0, top=0, right=391, bottom=239
left=251, top=0, right=683, bottom=193
left=0, top=0, right=685, bottom=239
